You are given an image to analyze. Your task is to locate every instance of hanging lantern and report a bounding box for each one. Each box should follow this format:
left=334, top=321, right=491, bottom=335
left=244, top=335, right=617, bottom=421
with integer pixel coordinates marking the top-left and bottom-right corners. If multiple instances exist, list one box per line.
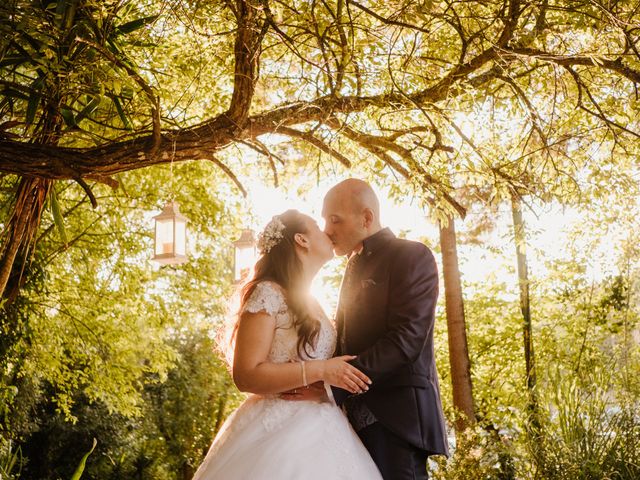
left=233, top=229, right=256, bottom=283
left=152, top=201, right=188, bottom=265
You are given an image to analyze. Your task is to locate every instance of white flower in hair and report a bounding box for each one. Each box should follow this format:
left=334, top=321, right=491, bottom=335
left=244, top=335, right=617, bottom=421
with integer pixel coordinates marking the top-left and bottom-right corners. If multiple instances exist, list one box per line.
left=257, top=216, right=286, bottom=254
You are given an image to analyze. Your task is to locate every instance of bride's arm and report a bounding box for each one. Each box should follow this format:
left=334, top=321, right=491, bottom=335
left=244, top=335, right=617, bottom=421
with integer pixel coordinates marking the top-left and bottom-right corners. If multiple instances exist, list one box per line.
left=233, top=311, right=371, bottom=395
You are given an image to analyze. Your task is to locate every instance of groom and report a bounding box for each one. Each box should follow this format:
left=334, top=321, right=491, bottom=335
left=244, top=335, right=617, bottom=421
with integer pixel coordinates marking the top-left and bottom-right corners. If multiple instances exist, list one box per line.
left=287, top=179, right=449, bottom=479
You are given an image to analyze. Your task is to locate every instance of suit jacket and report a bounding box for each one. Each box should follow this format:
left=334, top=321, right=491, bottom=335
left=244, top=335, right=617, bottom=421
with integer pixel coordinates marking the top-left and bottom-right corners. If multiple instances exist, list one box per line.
left=332, top=228, right=449, bottom=456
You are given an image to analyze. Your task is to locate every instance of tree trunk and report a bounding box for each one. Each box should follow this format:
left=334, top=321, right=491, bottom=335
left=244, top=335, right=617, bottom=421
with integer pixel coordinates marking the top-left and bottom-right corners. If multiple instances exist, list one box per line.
left=181, top=461, right=195, bottom=480
left=0, top=177, right=52, bottom=302
left=510, top=193, right=539, bottom=428
left=213, top=391, right=229, bottom=435
left=439, top=217, right=476, bottom=433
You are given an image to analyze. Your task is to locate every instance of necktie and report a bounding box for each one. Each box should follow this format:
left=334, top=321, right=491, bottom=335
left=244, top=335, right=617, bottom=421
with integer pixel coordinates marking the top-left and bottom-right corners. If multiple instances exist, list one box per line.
left=339, top=253, right=361, bottom=353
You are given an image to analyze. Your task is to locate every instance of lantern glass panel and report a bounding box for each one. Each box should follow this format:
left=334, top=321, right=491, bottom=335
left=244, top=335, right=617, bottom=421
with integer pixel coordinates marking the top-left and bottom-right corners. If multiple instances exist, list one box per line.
left=174, top=220, right=186, bottom=256
left=234, top=245, right=255, bottom=282
left=155, top=218, right=175, bottom=255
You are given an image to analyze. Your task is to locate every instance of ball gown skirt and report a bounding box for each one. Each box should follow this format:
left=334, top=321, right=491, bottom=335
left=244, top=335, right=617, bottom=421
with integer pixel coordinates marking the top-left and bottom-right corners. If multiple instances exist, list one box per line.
left=192, top=388, right=382, bottom=479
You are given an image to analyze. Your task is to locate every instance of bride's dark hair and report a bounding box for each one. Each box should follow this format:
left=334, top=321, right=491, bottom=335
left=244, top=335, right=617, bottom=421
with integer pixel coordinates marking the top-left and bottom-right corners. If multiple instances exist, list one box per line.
left=235, top=209, right=322, bottom=357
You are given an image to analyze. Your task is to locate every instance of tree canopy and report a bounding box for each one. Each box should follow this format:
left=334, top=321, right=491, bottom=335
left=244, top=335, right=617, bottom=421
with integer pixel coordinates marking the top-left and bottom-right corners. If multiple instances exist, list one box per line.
left=1, top=0, right=639, bottom=300
left=2, top=0, right=640, bottom=203
left=1, top=1, right=640, bottom=478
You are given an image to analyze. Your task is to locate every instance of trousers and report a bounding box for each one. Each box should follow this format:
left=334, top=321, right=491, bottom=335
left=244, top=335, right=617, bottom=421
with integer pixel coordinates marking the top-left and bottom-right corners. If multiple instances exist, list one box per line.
left=357, top=421, right=429, bottom=480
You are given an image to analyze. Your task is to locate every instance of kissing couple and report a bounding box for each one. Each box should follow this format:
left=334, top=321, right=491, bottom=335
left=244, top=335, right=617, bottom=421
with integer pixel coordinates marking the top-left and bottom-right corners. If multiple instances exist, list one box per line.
left=193, top=179, right=449, bottom=479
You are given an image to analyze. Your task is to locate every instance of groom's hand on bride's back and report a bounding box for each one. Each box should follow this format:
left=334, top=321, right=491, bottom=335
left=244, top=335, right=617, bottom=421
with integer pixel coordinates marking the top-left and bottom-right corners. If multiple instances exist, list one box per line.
left=279, top=381, right=327, bottom=402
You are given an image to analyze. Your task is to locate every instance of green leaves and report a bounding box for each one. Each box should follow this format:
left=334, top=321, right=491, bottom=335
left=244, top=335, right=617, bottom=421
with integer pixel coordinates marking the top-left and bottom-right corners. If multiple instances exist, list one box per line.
left=60, top=96, right=102, bottom=128
left=1, top=1, right=164, bottom=143
left=49, top=187, right=68, bottom=246
left=25, top=77, right=44, bottom=127
left=114, top=15, right=160, bottom=35
left=112, top=96, right=132, bottom=130
left=0, top=439, right=23, bottom=479
left=60, top=107, right=76, bottom=128
left=69, top=438, right=97, bottom=480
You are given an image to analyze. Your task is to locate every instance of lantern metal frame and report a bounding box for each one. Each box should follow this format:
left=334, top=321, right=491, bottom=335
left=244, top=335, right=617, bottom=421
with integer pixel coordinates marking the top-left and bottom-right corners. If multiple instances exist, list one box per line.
left=233, top=229, right=256, bottom=283
left=152, top=200, right=188, bottom=265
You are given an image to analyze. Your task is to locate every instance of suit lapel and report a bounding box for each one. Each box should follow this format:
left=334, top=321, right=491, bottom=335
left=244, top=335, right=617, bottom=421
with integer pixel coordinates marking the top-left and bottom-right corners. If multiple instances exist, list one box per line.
left=335, top=228, right=396, bottom=354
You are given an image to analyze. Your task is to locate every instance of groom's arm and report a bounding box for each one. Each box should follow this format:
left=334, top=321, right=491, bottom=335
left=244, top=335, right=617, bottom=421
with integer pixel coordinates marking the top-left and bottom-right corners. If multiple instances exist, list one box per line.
left=349, top=242, right=438, bottom=383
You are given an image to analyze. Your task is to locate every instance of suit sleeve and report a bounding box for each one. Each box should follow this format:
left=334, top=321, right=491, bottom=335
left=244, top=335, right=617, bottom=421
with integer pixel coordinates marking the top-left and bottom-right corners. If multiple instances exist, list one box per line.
left=351, top=242, right=439, bottom=382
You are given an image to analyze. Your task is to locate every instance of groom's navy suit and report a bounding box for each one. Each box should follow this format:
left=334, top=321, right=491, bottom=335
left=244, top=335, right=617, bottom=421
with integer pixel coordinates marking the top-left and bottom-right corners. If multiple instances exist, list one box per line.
left=332, top=228, right=449, bottom=478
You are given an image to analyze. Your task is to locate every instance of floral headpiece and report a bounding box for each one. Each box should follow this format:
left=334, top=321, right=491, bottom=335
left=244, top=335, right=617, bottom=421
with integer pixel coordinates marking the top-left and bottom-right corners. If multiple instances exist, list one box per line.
left=257, top=216, right=286, bottom=254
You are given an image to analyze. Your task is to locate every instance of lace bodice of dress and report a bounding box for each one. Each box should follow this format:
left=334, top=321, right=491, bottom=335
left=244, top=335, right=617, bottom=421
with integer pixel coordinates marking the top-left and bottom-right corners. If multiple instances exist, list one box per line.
left=241, top=281, right=336, bottom=362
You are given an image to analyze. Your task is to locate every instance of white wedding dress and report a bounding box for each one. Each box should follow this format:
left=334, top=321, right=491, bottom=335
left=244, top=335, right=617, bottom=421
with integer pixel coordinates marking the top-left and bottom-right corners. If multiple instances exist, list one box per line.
left=192, top=281, right=382, bottom=479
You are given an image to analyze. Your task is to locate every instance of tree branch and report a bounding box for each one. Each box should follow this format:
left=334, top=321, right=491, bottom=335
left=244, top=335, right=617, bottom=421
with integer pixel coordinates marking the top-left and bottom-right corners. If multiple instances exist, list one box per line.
left=226, top=0, right=269, bottom=127
left=208, top=156, right=247, bottom=196
left=347, top=0, right=431, bottom=34
left=276, top=126, right=351, bottom=167
left=75, top=38, right=162, bottom=154
left=238, top=139, right=283, bottom=187
left=503, top=47, right=640, bottom=85
left=326, top=117, right=466, bottom=217
left=74, top=178, right=98, bottom=208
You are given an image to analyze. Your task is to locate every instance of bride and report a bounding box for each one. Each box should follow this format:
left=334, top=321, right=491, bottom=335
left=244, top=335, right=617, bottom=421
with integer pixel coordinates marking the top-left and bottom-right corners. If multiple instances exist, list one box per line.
left=192, top=209, right=383, bottom=479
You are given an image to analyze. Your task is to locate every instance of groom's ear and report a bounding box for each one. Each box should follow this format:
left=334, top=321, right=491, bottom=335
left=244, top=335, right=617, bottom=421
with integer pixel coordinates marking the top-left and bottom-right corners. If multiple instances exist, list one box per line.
left=363, top=208, right=374, bottom=228
left=293, top=233, right=309, bottom=249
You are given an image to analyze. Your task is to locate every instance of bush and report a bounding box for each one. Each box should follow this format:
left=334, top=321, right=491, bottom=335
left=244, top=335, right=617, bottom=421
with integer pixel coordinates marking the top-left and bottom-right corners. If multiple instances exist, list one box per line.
left=528, top=374, right=640, bottom=480
left=0, top=437, right=23, bottom=480
left=431, top=426, right=518, bottom=480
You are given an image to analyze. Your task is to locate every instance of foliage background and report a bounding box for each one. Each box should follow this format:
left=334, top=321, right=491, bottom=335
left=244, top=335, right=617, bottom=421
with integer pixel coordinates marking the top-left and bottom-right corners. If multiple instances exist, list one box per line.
left=0, top=0, right=639, bottom=478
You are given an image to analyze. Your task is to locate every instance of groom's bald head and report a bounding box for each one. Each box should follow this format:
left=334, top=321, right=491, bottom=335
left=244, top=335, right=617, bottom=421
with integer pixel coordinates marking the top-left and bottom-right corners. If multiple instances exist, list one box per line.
left=330, top=178, right=381, bottom=218
left=322, top=179, right=382, bottom=256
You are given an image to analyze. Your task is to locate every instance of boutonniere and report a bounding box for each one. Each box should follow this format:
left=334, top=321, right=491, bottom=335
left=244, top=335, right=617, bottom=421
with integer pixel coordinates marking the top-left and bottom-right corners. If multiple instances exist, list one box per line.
left=361, top=279, right=377, bottom=289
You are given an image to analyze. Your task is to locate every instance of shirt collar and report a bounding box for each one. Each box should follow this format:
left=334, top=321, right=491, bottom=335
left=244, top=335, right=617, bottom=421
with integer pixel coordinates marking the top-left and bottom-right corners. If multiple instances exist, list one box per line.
left=361, top=227, right=395, bottom=256
left=350, top=244, right=364, bottom=259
